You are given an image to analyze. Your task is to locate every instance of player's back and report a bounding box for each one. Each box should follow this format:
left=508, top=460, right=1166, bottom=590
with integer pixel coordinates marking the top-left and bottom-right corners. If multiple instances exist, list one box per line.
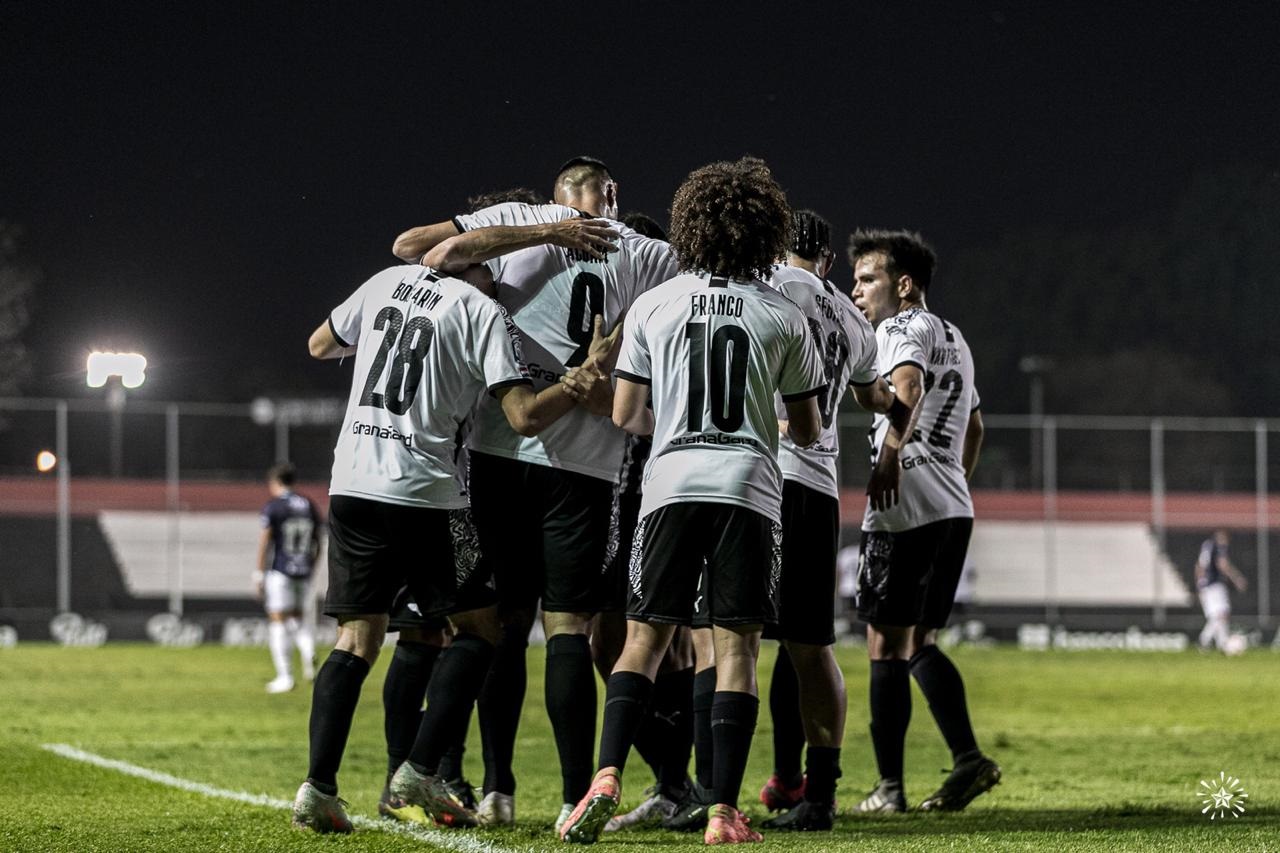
left=454, top=202, right=678, bottom=480
left=262, top=492, right=319, bottom=577
left=864, top=308, right=978, bottom=532
left=327, top=266, right=530, bottom=509
left=619, top=272, right=826, bottom=523
left=769, top=264, right=878, bottom=498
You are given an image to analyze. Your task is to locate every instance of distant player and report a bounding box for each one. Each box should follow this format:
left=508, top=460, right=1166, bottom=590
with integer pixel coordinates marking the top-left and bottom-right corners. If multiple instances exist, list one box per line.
left=1196, top=529, right=1248, bottom=651
left=757, top=210, right=894, bottom=831
left=850, top=229, right=999, bottom=814
left=392, top=157, right=678, bottom=829
left=560, top=156, right=826, bottom=845
left=255, top=462, right=321, bottom=694
left=290, top=215, right=612, bottom=834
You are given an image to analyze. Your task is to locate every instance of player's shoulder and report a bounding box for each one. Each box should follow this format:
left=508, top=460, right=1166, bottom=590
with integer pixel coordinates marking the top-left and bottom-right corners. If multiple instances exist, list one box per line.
left=768, top=263, right=823, bottom=294
left=879, top=306, right=933, bottom=339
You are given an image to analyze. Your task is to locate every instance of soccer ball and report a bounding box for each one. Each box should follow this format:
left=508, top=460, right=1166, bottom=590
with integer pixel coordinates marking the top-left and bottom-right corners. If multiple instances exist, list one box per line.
left=1224, top=634, right=1248, bottom=656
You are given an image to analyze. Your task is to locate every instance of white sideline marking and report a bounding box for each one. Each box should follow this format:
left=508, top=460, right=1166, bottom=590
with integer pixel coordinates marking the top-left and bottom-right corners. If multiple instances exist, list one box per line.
left=42, top=743, right=525, bottom=853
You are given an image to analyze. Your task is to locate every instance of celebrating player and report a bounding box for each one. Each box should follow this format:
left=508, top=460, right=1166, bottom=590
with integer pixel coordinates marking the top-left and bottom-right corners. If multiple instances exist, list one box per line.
left=849, top=229, right=1000, bottom=814
left=560, top=157, right=826, bottom=846
left=254, top=462, right=321, bottom=694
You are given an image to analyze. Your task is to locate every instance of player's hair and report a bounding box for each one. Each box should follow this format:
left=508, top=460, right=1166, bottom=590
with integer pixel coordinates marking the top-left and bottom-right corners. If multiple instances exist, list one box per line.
left=621, top=211, right=667, bottom=241
left=466, top=187, right=544, bottom=212
left=847, top=229, right=937, bottom=292
left=669, top=157, right=791, bottom=281
left=268, top=462, right=297, bottom=487
left=553, top=156, right=613, bottom=198
left=790, top=209, right=831, bottom=262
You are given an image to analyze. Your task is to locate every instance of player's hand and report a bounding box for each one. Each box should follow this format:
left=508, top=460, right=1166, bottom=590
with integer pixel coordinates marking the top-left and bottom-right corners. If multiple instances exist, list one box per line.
left=561, top=366, right=613, bottom=416
left=867, top=450, right=901, bottom=512
left=253, top=580, right=264, bottom=601
left=581, top=314, right=625, bottom=374
left=545, top=218, right=619, bottom=260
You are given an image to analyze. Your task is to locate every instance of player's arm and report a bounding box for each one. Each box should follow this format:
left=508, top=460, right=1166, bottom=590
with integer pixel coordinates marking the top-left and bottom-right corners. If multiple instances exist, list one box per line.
left=494, top=382, right=577, bottom=437
left=392, top=221, right=461, bottom=263
left=851, top=375, right=896, bottom=413
left=783, top=397, right=822, bottom=447
left=423, top=220, right=619, bottom=272
left=868, top=363, right=926, bottom=512
left=307, top=320, right=356, bottom=360
left=962, top=408, right=984, bottom=481
left=561, top=316, right=625, bottom=416
left=253, top=528, right=271, bottom=599
left=613, top=378, right=654, bottom=436
left=1221, top=556, right=1249, bottom=591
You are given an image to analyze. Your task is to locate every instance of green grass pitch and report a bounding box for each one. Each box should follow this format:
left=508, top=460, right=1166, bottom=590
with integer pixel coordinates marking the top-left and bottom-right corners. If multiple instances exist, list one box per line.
left=1, top=643, right=1276, bottom=851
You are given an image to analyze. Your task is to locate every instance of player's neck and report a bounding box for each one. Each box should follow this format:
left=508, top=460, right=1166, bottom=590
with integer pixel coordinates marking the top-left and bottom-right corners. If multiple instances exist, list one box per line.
left=786, top=254, right=819, bottom=275
left=897, top=294, right=927, bottom=315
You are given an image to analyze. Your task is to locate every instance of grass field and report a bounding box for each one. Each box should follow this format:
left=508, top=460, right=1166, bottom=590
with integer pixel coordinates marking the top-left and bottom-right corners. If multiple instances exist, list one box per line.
left=1, top=643, right=1276, bottom=852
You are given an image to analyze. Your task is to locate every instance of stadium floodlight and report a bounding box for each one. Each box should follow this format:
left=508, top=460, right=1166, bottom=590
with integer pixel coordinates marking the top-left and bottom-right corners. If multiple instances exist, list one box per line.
left=36, top=450, right=58, bottom=472
left=87, top=351, right=147, bottom=389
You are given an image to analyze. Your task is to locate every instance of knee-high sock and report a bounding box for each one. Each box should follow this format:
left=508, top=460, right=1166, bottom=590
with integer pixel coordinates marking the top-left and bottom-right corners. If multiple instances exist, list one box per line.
left=382, top=641, right=442, bottom=774
left=545, top=634, right=597, bottom=803
left=268, top=621, right=291, bottom=680
left=710, top=691, right=758, bottom=809
left=287, top=616, right=316, bottom=676
left=437, top=738, right=467, bottom=783
left=868, top=659, right=911, bottom=782
left=478, top=624, right=528, bottom=795
left=407, top=634, right=494, bottom=775
left=909, top=646, right=979, bottom=762
left=306, top=650, right=371, bottom=792
left=692, top=667, right=717, bottom=791
left=768, top=646, right=804, bottom=784
left=597, top=671, right=655, bottom=773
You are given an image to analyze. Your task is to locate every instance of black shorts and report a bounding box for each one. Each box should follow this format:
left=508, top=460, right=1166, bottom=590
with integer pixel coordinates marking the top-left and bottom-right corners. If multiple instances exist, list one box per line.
left=855, top=517, right=974, bottom=629
left=325, top=495, right=495, bottom=620
left=627, top=502, right=781, bottom=628
left=763, top=480, right=840, bottom=646
left=387, top=586, right=453, bottom=634
left=469, top=452, right=614, bottom=613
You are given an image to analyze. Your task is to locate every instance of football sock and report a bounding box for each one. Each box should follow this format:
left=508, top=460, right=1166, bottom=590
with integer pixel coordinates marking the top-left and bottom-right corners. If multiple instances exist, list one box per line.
left=655, top=666, right=695, bottom=798
left=803, top=746, right=842, bottom=804
left=306, top=649, right=371, bottom=790
left=407, top=634, right=494, bottom=775
left=710, top=690, right=758, bottom=810
left=382, top=641, right=441, bottom=774
left=545, top=633, right=597, bottom=802
left=910, top=646, right=979, bottom=761
left=437, top=740, right=467, bottom=783
left=478, top=622, right=528, bottom=795
left=289, top=617, right=316, bottom=675
left=268, top=621, right=291, bottom=680
left=597, top=671, right=654, bottom=773
left=768, top=646, right=805, bottom=786
left=868, top=659, right=911, bottom=782
left=692, top=667, right=717, bottom=790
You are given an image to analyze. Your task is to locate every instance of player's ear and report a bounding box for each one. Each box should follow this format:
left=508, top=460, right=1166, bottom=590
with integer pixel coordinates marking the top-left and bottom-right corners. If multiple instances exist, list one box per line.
left=896, top=274, right=914, bottom=299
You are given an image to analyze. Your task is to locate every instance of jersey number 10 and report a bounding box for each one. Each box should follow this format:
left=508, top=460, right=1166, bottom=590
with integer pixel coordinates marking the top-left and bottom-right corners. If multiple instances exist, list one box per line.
left=686, top=322, right=749, bottom=432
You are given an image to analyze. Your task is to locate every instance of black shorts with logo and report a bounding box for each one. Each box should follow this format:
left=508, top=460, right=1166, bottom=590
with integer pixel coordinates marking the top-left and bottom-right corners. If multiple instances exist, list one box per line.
left=469, top=452, right=614, bottom=613
left=325, top=495, right=495, bottom=620
left=856, top=517, right=974, bottom=629
left=627, top=501, right=781, bottom=628
left=763, top=480, right=840, bottom=646
left=387, top=586, right=453, bottom=634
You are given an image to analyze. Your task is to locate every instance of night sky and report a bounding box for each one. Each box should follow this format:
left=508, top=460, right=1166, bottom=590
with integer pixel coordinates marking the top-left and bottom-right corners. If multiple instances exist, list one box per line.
left=5, top=1, right=1279, bottom=403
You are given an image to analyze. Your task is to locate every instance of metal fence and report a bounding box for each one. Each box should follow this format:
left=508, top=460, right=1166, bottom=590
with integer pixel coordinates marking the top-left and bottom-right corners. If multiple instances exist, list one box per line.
left=1, top=396, right=1276, bottom=631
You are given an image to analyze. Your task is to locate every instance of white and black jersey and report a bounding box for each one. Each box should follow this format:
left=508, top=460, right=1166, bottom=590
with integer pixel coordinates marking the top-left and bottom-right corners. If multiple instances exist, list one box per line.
left=327, top=266, right=531, bottom=509
left=616, top=272, right=828, bottom=524
left=769, top=264, right=879, bottom=499
left=862, top=308, right=979, bottom=533
left=452, top=202, right=678, bottom=481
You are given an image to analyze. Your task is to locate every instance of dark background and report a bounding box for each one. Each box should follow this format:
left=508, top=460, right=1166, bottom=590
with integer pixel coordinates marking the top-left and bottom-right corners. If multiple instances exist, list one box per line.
left=4, top=1, right=1278, bottom=414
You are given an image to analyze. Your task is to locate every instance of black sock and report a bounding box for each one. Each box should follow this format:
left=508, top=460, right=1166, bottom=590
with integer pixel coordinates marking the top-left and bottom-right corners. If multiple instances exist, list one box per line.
left=804, top=746, right=842, bottom=804
left=306, top=649, right=371, bottom=792
left=407, top=634, right=494, bottom=775
left=692, top=667, right=717, bottom=790
left=545, top=634, right=597, bottom=802
left=868, top=660, right=911, bottom=782
left=710, top=690, right=758, bottom=810
left=910, top=646, right=979, bottom=761
left=768, top=646, right=804, bottom=786
left=654, top=667, right=695, bottom=798
left=478, top=623, right=528, bottom=795
left=382, top=641, right=442, bottom=775
left=598, top=671, right=654, bottom=772
left=437, top=739, right=467, bottom=783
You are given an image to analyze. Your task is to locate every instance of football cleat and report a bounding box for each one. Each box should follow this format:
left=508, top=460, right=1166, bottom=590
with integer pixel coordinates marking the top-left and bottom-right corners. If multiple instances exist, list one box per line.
left=917, top=755, right=1001, bottom=812
left=291, top=781, right=353, bottom=834
left=758, top=773, right=805, bottom=812
left=854, top=779, right=907, bottom=813
left=266, top=675, right=295, bottom=694
left=604, top=785, right=678, bottom=831
left=444, top=776, right=478, bottom=811
left=704, top=804, right=763, bottom=844
left=378, top=779, right=426, bottom=824
left=662, top=781, right=714, bottom=831
left=387, top=762, right=478, bottom=827
left=760, top=799, right=835, bottom=831
left=560, top=769, right=621, bottom=844
left=476, top=791, right=515, bottom=827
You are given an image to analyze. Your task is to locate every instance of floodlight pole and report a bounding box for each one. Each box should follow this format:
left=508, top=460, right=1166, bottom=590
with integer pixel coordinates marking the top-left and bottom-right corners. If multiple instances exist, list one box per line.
left=1043, top=417, right=1058, bottom=624
left=1257, top=421, right=1270, bottom=630
left=1151, top=419, right=1166, bottom=627
left=107, top=383, right=126, bottom=477
left=166, top=404, right=183, bottom=616
left=56, top=401, right=71, bottom=613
